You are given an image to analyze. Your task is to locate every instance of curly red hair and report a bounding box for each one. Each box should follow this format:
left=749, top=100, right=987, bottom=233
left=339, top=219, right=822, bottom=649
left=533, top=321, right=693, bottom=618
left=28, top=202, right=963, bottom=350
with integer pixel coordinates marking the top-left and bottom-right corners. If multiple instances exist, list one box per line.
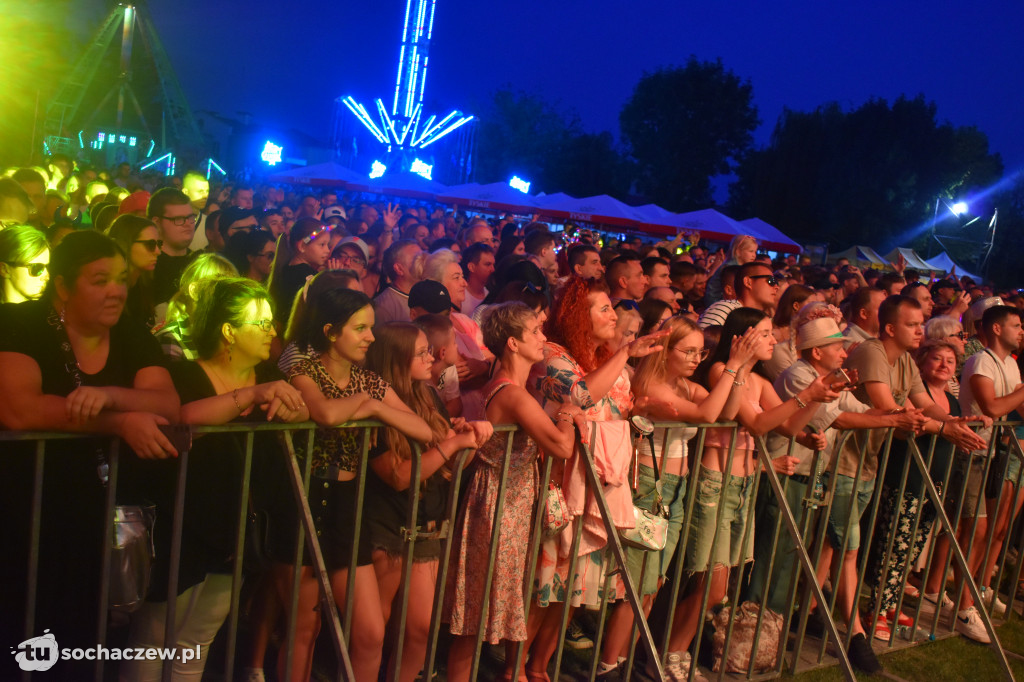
left=544, top=276, right=611, bottom=372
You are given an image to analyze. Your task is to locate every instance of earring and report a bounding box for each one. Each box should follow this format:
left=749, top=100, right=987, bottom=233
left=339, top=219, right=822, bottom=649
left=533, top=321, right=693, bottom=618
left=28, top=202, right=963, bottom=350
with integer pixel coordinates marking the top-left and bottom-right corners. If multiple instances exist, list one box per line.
left=228, top=341, right=234, bottom=363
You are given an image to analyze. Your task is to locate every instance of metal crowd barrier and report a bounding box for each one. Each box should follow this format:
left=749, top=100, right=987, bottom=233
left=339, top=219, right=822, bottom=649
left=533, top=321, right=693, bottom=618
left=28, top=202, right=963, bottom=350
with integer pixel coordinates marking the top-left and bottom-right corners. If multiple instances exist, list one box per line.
left=4, top=419, right=1024, bottom=682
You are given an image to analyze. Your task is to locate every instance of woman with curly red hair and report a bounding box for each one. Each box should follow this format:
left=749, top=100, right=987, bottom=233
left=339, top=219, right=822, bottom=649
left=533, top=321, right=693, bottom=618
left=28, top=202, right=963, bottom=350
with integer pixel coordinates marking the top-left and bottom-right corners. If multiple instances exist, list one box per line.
left=520, top=276, right=666, bottom=681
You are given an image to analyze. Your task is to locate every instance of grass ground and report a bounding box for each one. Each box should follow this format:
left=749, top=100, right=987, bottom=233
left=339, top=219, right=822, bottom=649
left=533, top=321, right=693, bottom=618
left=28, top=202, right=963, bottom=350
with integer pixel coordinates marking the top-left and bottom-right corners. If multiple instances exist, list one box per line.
left=790, top=613, right=1024, bottom=681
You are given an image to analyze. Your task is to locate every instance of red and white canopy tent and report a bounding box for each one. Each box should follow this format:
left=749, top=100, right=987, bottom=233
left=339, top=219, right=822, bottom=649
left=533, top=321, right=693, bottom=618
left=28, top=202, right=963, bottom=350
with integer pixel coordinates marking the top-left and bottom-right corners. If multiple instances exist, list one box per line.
left=739, top=217, right=802, bottom=254
left=534, top=194, right=648, bottom=230
left=436, top=181, right=541, bottom=215
left=639, top=208, right=746, bottom=242
left=265, top=161, right=368, bottom=187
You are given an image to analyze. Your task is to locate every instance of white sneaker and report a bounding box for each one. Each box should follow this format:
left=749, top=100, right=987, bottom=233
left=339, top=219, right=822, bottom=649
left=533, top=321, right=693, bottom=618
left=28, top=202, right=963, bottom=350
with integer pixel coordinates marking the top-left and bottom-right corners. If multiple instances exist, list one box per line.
left=660, top=651, right=708, bottom=682
left=981, top=587, right=1007, bottom=616
left=918, top=591, right=955, bottom=618
left=954, top=606, right=992, bottom=643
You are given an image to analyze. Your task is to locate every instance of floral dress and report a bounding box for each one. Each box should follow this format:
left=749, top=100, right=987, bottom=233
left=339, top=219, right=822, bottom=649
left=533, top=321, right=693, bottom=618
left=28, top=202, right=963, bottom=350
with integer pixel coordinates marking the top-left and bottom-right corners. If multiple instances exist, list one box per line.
left=444, top=379, right=540, bottom=642
left=531, top=342, right=632, bottom=607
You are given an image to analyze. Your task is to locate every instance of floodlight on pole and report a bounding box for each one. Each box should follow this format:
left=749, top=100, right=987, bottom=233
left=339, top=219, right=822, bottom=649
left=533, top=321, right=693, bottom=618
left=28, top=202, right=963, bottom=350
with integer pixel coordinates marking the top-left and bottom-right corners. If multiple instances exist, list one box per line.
left=951, top=201, right=968, bottom=216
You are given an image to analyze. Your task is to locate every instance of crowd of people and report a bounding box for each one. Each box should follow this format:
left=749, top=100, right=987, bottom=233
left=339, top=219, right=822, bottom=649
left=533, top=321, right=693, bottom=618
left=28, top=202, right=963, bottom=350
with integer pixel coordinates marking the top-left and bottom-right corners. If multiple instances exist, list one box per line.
left=3, top=158, right=1024, bottom=682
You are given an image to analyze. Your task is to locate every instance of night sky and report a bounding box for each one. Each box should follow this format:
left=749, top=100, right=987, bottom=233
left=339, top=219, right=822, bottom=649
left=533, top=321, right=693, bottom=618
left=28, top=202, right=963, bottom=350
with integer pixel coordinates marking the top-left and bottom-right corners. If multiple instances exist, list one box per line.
left=75, top=0, right=1024, bottom=181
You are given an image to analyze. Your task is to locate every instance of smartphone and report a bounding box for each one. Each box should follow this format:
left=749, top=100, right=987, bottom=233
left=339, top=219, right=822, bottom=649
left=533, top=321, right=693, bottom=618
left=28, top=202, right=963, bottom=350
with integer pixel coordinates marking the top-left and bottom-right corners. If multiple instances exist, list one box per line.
left=833, top=368, right=852, bottom=386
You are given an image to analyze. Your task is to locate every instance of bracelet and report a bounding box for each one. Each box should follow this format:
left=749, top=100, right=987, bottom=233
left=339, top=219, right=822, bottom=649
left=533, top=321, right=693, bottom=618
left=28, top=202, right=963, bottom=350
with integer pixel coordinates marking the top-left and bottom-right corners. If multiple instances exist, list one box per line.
left=438, top=444, right=451, bottom=462
left=232, top=388, right=243, bottom=413
left=556, top=410, right=574, bottom=419
left=732, top=379, right=745, bottom=387
left=723, top=368, right=737, bottom=376
left=794, top=396, right=808, bottom=409
left=555, top=415, right=573, bottom=424
left=939, top=421, right=947, bottom=435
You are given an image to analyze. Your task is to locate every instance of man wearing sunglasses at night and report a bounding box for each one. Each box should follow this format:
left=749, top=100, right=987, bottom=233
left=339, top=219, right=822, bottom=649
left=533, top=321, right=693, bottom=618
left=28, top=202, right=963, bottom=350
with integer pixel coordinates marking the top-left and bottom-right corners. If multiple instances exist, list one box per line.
left=148, top=188, right=198, bottom=305
left=699, top=261, right=780, bottom=328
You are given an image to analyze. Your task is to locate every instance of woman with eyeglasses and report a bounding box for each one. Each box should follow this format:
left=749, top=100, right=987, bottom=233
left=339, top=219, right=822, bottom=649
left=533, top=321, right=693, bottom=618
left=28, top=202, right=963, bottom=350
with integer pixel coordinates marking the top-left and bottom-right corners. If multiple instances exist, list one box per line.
left=364, top=322, right=492, bottom=682
left=598, top=315, right=757, bottom=678
left=661, top=307, right=838, bottom=676
left=122, top=277, right=308, bottom=680
left=267, top=217, right=332, bottom=325
left=0, top=230, right=179, bottom=663
left=107, top=213, right=160, bottom=327
left=223, top=229, right=277, bottom=284
left=283, top=288, right=433, bottom=682
left=0, top=224, right=49, bottom=304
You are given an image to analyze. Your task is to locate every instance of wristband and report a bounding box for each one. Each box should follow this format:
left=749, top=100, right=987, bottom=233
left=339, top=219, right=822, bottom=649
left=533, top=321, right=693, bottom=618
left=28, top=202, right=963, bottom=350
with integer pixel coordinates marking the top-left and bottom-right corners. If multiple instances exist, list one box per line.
left=795, top=396, right=808, bottom=409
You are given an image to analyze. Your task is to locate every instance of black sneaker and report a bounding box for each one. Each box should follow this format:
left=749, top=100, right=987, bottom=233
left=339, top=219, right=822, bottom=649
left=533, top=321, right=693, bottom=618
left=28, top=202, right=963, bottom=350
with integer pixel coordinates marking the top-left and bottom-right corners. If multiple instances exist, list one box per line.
left=790, top=608, right=827, bottom=638
left=564, top=619, right=594, bottom=650
left=847, top=633, right=883, bottom=675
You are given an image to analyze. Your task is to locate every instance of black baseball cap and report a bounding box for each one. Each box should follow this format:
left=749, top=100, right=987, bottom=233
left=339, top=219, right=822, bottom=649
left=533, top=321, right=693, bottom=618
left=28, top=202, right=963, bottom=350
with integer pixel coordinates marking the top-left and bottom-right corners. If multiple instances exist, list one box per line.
left=408, top=280, right=456, bottom=314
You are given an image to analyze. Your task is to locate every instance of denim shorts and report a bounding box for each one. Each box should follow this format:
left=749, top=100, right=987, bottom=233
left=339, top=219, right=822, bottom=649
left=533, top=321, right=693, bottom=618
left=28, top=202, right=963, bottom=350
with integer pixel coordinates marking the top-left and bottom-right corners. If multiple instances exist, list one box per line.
left=624, top=464, right=687, bottom=595
left=684, top=466, right=756, bottom=572
left=824, top=473, right=876, bottom=552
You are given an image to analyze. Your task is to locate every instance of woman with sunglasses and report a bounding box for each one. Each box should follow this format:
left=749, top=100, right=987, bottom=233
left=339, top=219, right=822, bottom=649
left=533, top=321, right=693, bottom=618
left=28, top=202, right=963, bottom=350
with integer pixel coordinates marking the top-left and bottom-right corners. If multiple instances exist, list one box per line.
left=364, top=322, right=492, bottom=682
left=223, top=229, right=277, bottom=284
left=598, top=315, right=758, bottom=679
left=107, top=213, right=160, bottom=327
left=123, top=277, right=308, bottom=680
left=267, top=217, right=332, bottom=325
left=0, top=224, right=49, bottom=304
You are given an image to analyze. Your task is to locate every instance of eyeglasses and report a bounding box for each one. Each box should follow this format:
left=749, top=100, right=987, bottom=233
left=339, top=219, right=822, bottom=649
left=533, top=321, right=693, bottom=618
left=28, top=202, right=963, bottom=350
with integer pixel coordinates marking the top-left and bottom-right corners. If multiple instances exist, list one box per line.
left=614, top=299, right=639, bottom=312
left=748, top=274, right=779, bottom=287
left=673, top=346, right=709, bottom=360
left=336, top=253, right=367, bottom=267
left=948, top=331, right=968, bottom=340
left=256, top=250, right=276, bottom=260
left=7, top=262, right=47, bottom=277
left=160, top=213, right=197, bottom=226
left=301, top=225, right=330, bottom=245
left=415, top=346, right=434, bottom=361
left=134, top=239, right=164, bottom=252
left=240, top=319, right=275, bottom=333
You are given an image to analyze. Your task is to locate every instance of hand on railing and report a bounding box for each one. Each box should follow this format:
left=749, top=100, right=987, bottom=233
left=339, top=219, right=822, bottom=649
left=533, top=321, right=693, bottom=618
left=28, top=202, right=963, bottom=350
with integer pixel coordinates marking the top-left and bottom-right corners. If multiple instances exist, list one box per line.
left=768, top=455, right=800, bottom=476
left=117, top=412, right=178, bottom=459
left=940, top=419, right=988, bottom=452
left=959, top=413, right=994, bottom=429
left=796, top=430, right=828, bottom=451
left=890, top=407, right=928, bottom=434
left=252, top=381, right=307, bottom=422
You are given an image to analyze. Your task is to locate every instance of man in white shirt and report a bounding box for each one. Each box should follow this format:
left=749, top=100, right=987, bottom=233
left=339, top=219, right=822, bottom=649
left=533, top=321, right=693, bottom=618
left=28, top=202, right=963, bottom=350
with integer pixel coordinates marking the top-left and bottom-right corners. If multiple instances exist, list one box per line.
left=925, top=304, right=1024, bottom=631
left=373, top=240, right=423, bottom=324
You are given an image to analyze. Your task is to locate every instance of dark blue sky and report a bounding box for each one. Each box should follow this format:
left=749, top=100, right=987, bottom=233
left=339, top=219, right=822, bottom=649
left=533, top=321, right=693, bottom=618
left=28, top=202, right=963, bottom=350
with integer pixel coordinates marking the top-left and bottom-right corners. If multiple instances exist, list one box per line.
left=81, top=0, right=1024, bottom=179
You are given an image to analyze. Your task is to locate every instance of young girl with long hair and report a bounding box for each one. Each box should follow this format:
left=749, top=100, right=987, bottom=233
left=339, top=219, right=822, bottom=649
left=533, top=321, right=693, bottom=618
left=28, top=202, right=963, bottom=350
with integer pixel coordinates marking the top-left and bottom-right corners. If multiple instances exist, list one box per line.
left=107, top=213, right=160, bottom=327
left=267, top=217, right=331, bottom=324
left=364, top=322, right=492, bottom=682
left=283, top=288, right=433, bottom=682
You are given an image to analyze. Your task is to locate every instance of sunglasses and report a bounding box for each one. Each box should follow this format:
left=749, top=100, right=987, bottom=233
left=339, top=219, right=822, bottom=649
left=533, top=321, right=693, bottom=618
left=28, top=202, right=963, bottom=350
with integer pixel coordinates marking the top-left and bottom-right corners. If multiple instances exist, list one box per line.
left=748, top=274, right=779, bottom=287
left=9, top=262, right=47, bottom=277
left=134, top=239, right=164, bottom=252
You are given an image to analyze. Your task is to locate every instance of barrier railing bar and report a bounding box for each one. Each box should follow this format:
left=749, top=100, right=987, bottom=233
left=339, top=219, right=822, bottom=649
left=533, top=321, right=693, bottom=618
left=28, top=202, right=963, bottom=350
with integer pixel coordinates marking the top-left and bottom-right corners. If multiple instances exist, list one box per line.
left=389, top=440, right=424, bottom=682
left=280, top=429, right=355, bottom=681
left=94, top=437, right=119, bottom=682
left=223, top=430, right=256, bottom=682
left=906, top=436, right=1015, bottom=681
left=468, top=428, right=516, bottom=682
left=282, top=428, right=314, bottom=682
left=161, top=437, right=190, bottom=682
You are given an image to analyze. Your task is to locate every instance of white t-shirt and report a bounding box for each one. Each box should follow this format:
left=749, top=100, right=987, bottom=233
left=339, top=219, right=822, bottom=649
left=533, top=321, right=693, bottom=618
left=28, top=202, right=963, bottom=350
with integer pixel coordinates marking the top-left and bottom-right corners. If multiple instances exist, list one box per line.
left=698, top=299, right=740, bottom=329
left=461, top=288, right=487, bottom=317
left=960, top=349, right=1022, bottom=453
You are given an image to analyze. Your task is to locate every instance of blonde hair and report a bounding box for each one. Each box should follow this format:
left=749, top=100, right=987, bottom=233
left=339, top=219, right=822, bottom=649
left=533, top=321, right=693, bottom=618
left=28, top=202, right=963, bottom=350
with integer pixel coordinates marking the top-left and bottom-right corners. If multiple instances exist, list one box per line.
left=729, top=234, right=758, bottom=262
left=632, top=315, right=701, bottom=398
